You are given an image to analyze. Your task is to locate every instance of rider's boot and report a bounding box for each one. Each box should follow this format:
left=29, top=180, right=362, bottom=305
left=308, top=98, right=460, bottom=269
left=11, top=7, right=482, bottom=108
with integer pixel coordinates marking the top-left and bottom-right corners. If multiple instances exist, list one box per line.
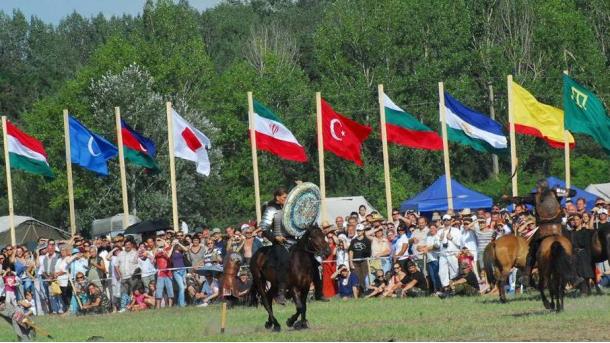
left=311, top=256, right=329, bottom=302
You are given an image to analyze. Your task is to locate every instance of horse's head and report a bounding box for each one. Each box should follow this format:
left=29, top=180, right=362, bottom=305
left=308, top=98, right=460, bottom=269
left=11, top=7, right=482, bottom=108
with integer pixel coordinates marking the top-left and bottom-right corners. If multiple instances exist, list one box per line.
left=300, top=224, right=329, bottom=256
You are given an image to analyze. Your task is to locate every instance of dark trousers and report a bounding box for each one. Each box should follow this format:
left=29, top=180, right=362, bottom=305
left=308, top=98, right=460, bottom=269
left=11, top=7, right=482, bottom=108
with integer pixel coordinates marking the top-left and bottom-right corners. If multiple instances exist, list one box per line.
left=268, top=244, right=290, bottom=288
left=352, top=260, right=369, bottom=292
left=427, top=260, right=441, bottom=292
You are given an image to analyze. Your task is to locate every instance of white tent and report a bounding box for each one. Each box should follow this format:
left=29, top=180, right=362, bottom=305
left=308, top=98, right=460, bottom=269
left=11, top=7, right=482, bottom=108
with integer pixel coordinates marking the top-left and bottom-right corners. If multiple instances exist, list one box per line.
left=0, top=216, right=69, bottom=248
left=585, top=183, right=610, bottom=201
left=321, top=196, right=378, bottom=223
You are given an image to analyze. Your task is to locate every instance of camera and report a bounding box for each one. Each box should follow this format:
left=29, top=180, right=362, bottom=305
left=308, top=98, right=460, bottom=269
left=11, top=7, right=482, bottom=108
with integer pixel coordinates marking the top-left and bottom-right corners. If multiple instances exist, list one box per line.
left=442, top=242, right=449, bottom=248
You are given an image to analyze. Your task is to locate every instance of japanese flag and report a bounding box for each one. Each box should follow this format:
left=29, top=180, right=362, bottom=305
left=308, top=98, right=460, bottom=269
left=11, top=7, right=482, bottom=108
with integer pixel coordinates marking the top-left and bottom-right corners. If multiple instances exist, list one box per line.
left=172, top=109, right=211, bottom=175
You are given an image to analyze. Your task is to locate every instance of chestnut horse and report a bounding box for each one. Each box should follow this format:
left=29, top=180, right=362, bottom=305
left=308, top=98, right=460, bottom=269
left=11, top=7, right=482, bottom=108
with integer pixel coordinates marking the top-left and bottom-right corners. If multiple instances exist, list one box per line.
left=249, top=225, right=328, bottom=332
left=483, top=234, right=529, bottom=303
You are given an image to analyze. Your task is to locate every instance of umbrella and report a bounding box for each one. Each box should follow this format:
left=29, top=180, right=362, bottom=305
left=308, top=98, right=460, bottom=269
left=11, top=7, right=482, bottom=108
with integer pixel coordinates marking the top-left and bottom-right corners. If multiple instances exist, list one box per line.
left=195, top=263, right=224, bottom=276
left=124, top=219, right=169, bottom=235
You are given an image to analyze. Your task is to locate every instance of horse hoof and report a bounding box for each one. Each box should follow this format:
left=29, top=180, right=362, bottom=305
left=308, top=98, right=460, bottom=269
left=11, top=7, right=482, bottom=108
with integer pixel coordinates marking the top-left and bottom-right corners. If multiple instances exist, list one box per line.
left=300, top=320, right=309, bottom=329
left=265, top=322, right=273, bottom=329
left=286, top=318, right=295, bottom=328
left=500, top=297, right=507, bottom=304
left=293, top=321, right=304, bottom=330
left=273, top=325, right=281, bottom=332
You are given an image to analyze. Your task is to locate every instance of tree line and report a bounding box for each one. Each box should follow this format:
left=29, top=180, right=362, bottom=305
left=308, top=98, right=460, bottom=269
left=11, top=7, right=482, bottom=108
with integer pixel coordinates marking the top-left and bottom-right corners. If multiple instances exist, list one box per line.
left=0, top=0, right=609, bottom=234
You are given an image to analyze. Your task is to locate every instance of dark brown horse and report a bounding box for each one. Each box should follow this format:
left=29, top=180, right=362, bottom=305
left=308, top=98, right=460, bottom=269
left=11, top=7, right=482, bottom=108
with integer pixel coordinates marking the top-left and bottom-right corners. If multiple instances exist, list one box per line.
left=590, top=226, right=610, bottom=294
left=249, top=225, right=328, bottom=332
left=537, top=234, right=577, bottom=311
left=483, top=234, right=529, bottom=303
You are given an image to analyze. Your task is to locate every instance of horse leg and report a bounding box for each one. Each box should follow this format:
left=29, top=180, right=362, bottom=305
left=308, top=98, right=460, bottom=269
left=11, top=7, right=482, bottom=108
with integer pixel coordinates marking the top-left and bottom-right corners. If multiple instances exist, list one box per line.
left=286, top=286, right=301, bottom=328
left=298, top=287, right=309, bottom=329
left=266, top=287, right=282, bottom=332
left=255, top=280, right=276, bottom=330
left=539, top=275, right=551, bottom=310
left=498, top=271, right=507, bottom=303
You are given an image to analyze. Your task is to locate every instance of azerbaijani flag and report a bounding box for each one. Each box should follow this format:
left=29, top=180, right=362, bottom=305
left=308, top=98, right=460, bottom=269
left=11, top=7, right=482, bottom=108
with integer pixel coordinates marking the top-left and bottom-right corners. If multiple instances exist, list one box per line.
left=120, top=119, right=159, bottom=171
left=6, top=121, right=53, bottom=177
left=383, top=93, right=442, bottom=150
left=252, top=100, right=307, bottom=162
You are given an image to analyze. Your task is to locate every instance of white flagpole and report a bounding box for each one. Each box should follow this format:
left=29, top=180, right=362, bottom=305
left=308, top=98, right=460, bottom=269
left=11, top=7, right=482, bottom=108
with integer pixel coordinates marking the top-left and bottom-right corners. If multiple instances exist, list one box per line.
left=63, top=110, right=77, bottom=237
left=507, top=75, right=518, bottom=197
left=378, top=84, right=393, bottom=219
left=115, top=107, right=130, bottom=230
left=248, top=92, right=262, bottom=224
left=316, top=92, right=327, bottom=222
left=166, top=102, right=179, bottom=231
left=438, top=82, right=454, bottom=211
left=2, top=116, right=16, bottom=245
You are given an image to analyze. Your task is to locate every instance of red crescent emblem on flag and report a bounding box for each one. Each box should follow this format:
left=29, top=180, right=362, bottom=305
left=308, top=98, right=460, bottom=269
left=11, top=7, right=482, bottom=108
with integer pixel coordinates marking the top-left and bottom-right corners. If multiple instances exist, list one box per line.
left=181, top=127, right=203, bottom=152
left=270, top=123, right=279, bottom=136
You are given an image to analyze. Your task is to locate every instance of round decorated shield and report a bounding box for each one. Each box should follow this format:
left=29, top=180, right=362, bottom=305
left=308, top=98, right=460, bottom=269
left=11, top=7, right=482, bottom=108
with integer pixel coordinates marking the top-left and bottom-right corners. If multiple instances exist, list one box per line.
left=282, top=182, right=321, bottom=237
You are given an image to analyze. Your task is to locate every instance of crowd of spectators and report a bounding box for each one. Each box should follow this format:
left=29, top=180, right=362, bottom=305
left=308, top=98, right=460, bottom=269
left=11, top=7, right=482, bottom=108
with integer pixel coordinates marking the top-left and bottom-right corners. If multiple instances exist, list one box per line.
left=1, top=196, right=610, bottom=318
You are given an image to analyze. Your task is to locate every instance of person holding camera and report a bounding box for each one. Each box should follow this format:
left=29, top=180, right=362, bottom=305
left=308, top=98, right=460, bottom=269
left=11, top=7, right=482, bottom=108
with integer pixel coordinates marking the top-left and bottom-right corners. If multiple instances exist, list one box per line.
left=437, top=214, right=462, bottom=293
left=332, top=264, right=359, bottom=299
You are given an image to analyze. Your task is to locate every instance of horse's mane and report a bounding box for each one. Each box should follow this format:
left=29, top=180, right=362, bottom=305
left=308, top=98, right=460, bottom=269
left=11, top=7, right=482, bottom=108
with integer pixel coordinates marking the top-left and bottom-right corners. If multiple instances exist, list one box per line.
left=292, top=224, right=323, bottom=251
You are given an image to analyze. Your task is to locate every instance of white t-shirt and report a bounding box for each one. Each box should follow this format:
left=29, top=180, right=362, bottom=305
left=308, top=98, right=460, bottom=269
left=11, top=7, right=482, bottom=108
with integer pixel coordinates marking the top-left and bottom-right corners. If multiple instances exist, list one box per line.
left=438, top=226, right=462, bottom=254
left=55, top=258, right=70, bottom=287
left=394, top=234, right=410, bottom=261
left=138, top=254, right=157, bottom=278
left=460, top=226, right=478, bottom=254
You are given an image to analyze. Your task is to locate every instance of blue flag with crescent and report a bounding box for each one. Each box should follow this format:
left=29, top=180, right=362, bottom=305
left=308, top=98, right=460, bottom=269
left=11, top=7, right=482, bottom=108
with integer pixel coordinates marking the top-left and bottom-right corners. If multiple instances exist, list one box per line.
left=69, top=115, right=118, bottom=176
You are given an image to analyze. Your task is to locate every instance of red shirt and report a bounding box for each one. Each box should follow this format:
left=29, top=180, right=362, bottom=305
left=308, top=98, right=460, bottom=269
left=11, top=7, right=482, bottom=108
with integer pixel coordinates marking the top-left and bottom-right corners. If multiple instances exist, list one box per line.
left=155, top=248, right=172, bottom=278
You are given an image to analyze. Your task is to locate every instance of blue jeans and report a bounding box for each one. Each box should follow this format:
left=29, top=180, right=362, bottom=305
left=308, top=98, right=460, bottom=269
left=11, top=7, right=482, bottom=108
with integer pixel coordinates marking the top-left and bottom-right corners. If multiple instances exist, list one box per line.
left=173, top=269, right=186, bottom=307
left=427, top=260, right=441, bottom=291
left=156, top=277, right=174, bottom=299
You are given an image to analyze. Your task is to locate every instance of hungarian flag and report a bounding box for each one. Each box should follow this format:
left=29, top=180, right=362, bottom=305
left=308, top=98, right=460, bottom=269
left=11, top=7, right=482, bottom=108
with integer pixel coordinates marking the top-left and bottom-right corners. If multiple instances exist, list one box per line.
left=321, top=99, right=371, bottom=166
left=563, top=74, right=610, bottom=155
left=172, top=109, right=211, bottom=176
left=383, top=93, right=442, bottom=150
left=6, top=121, right=53, bottom=177
left=120, top=119, right=159, bottom=171
left=511, top=80, right=574, bottom=148
left=252, top=100, right=307, bottom=162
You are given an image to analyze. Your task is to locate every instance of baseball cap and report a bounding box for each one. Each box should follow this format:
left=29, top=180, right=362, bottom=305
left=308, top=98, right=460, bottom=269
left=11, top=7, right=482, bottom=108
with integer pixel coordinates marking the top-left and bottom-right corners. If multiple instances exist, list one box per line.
left=240, top=223, right=250, bottom=231
left=442, top=214, right=452, bottom=221
left=599, top=208, right=608, bottom=215
left=356, top=224, right=365, bottom=231
left=212, top=228, right=222, bottom=234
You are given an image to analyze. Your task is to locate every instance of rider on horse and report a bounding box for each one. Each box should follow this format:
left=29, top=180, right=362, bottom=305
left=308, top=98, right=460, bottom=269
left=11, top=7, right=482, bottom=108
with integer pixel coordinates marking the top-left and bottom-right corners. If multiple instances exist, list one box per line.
left=260, top=187, right=328, bottom=304
left=508, top=179, right=577, bottom=287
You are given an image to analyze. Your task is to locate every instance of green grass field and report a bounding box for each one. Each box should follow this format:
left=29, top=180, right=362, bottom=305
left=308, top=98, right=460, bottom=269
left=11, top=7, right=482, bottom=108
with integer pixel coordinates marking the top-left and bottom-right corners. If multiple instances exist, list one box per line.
left=2, top=293, right=610, bottom=341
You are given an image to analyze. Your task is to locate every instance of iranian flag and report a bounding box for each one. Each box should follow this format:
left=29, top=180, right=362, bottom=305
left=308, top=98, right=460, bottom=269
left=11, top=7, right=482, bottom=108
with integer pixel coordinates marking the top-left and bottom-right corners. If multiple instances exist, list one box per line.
left=6, top=121, right=53, bottom=177
left=252, top=100, right=307, bottom=162
left=383, top=94, right=443, bottom=150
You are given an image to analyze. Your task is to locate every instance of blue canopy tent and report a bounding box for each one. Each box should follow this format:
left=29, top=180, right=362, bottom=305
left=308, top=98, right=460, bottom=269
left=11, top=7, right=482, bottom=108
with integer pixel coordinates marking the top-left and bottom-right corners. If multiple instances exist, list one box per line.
left=532, top=176, right=599, bottom=211
left=399, top=175, right=493, bottom=213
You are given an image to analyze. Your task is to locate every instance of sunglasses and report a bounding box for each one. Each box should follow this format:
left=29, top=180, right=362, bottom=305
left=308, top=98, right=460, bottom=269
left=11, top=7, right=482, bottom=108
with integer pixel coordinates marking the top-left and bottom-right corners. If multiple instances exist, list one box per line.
left=76, top=276, right=84, bottom=280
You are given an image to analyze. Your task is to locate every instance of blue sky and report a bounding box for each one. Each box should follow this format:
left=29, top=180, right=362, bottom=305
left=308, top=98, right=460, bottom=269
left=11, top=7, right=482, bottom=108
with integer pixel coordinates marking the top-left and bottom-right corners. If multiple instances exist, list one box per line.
left=0, top=0, right=221, bottom=24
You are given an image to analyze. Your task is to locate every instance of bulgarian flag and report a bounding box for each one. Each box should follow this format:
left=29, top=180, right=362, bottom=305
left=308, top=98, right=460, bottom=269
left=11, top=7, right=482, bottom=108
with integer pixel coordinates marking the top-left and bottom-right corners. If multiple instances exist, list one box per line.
left=252, top=100, right=307, bottom=162
left=6, top=121, right=53, bottom=177
left=383, top=94, right=443, bottom=150
left=120, top=119, right=159, bottom=171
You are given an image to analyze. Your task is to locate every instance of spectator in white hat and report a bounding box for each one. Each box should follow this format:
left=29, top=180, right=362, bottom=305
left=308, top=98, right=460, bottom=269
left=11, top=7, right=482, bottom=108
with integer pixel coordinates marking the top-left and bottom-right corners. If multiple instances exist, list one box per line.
left=437, top=214, right=462, bottom=293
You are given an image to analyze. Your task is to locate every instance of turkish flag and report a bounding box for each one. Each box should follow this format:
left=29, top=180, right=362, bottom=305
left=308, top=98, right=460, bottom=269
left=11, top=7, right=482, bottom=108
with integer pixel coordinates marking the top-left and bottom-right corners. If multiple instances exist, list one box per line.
left=321, top=99, right=372, bottom=166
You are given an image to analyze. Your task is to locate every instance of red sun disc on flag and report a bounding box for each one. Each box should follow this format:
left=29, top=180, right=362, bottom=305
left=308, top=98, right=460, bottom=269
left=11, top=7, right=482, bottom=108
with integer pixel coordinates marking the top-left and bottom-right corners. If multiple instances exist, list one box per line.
left=181, top=127, right=203, bottom=152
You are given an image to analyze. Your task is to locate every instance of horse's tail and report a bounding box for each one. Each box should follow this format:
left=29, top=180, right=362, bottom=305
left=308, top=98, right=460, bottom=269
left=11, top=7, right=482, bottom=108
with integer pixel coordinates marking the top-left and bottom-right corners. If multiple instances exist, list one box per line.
left=550, top=241, right=578, bottom=285
left=484, top=241, right=497, bottom=286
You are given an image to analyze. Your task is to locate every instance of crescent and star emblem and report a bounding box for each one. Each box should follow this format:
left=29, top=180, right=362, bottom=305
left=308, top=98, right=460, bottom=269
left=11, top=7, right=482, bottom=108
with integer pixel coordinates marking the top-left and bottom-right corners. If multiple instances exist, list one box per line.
left=87, top=137, right=102, bottom=157
left=330, top=119, right=346, bottom=141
